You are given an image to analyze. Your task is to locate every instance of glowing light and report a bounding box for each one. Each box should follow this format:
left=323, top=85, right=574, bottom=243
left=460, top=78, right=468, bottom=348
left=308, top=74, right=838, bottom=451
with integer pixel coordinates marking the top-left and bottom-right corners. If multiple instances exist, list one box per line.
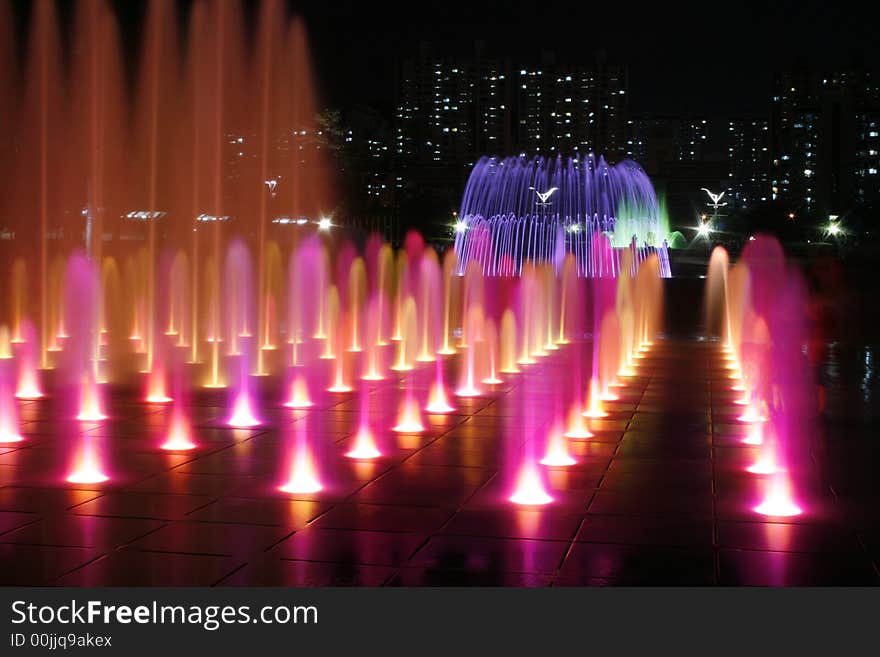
left=738, top=404, right=767, bottom=423
left=754, top=473, right=802, bottom=517
left=564, top=404, right=593, bottom=439
left=284, top=376, right=313, bottom=408
left=15, top=370, right=43, bottom=400
left=583, top=378, right=608, bottom=418
left=280, top=451, right=323, bottom=494
left=509, top=463, right=553, bottom=505
left=66, top=441, right=108, bottom=484
left=228, top=393, right=260, bottom=428
left=317, top=217, right=332, bottom=231
left=345, top=426, right=382, bottom=459
left=697, top=222, right=711, bottom=238
left=453, top=220, right=467, bottom=233
left=0, top=399, right=23, bottom=442
left=482, top=376, right=503, bottom=385
left=426, top=382, right=455, bottom=414
left=747, top=456, right=778, bottom=475
left=540, top=426, right=576, bottom=466
left=393, top=396, right=424, bottom=433
left=742, top=423, right=764, bottom=446
left=455, top=383, right=482, bottom=397
left=145, top=369, right=172, bottom=404
left=161, top=414, right=196, bottom=451
left=77, top=379, right=107, bottom=421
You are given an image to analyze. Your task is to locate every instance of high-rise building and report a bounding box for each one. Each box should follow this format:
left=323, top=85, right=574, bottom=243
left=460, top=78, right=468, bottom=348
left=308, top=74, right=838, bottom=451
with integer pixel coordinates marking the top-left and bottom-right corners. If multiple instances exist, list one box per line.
left=727, top=118, right=770, bottom=209
left=769, top=69, right=818, bottom=215
left=855, top=108, right=880, bottom=208
left=770, top=67, right=880, bottom=217
left=343, top=106, right=394, bottom=211
left=625, top=115, right=708, bottom=175
left=515, top=51, right=627, bottom=158
left=394, top=44, right=629, bottom=222
left=394, top=42, right=512, bottom=210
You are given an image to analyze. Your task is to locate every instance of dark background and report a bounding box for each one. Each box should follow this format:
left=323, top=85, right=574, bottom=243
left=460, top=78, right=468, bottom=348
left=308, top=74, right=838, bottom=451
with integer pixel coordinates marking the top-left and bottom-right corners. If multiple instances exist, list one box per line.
left=12, top=0, right=880, bottom=116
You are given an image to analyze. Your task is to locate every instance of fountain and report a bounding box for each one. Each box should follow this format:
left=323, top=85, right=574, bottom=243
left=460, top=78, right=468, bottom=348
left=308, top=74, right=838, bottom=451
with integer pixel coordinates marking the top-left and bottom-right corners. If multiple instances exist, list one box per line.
left=704, top=238, right=813, bottom=518
left=454, top=155, right=673, bottom=278
left=0, top=1, right=829, bottom=589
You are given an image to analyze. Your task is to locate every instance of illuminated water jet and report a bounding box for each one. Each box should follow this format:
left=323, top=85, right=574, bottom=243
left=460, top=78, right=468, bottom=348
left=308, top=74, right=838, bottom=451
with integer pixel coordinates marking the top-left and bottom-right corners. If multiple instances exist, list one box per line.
left=583, top=378, right=608, bottom=418
left=66, top=437, right=108, bottom=484
left=564, top=403, right=593, bottom=439
left=0, top=360, right=23, bottom=443
left=228, top=392, right=260, bottom=428
left=345, top=425, right=381, bottom=460
left=162, top=407, right=196, bottom=451
left=77, top=375, right=107, bottom=421
left=280, top=419, right=323, bottom=495
left=284, top=374, right=313, bottom=408
left=14, top=323, right=43, bottom=399
left=540, top=424, right=576, bottom=466
left=754, top=472, right=802, bottom=517
left=394, top=392, right=424, bottom=433
left=509, top=462, right=553, bottom=505
left=145, top=366, right=172, bottom=403
left=743, top=422, right=764, bottom=446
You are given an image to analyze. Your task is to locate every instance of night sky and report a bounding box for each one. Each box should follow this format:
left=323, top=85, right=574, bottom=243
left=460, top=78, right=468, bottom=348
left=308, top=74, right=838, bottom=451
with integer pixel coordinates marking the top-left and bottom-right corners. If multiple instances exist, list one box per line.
left=293, top=0, right=879, bottom=116
left=12, top=0, right=880, bottom=117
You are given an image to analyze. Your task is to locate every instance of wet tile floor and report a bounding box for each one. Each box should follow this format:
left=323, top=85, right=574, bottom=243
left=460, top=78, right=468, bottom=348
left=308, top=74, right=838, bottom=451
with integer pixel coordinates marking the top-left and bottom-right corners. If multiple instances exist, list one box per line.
left=0, top=339, right=877, bottom=586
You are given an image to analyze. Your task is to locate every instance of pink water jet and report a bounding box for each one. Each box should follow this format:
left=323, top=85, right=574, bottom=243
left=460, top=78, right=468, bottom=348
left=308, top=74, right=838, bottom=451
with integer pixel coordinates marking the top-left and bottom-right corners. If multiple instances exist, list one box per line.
left=66, top=437, right=108, bottom=484
left=162, top=406, right=196, bottom=451
left=284, top=373, right=313, bottom=408
left=426, top=391, right=454, bottom=418
left=509, top=461, right=553, bottom=505
left=77, top=374, right=107, bottom=421
left=754, top=471, right=802, bottom=517
left=14, top=322, right=43, bottom=399
left=228, top=392, right=260, bottom=428
left=280, top=419, right=323, bottom=494
left=345, top=425, right=381, bottom=460
left=0, top=361, right=23, bottom=443
left=738, top=402, right=767, bottom=423
left=743, top=422, right=764, bottom=446
left=394, top=390, right=424, bottom=433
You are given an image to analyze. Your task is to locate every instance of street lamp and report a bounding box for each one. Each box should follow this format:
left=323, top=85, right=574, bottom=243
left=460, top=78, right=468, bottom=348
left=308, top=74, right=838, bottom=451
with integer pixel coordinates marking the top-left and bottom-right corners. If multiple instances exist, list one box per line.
left=825, top=215, right=843, bottom=238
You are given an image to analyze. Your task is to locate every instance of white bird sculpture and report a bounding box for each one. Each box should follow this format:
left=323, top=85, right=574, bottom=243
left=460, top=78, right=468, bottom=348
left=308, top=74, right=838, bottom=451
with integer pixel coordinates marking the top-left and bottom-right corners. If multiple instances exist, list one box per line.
left=701, top=188, right=726, bottom=206
left=535, top=187, right=558, bottom=204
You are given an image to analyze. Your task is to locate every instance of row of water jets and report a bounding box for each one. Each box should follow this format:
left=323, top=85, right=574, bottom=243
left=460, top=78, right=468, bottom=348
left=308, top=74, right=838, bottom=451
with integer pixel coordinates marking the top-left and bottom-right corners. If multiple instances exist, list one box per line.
left=0, top=231, right=812, bottom=516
